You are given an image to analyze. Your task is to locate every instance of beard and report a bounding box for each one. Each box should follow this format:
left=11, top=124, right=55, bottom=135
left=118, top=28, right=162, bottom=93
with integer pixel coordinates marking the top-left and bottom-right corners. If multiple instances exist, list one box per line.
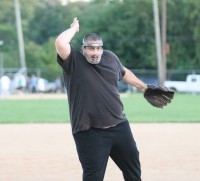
left=83, top=51, right=102, bottom=64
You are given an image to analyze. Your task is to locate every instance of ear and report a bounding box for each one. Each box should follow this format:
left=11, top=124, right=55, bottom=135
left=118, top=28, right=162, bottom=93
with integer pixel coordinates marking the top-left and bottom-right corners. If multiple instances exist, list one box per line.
left=81, top=46, right=85, bottom=55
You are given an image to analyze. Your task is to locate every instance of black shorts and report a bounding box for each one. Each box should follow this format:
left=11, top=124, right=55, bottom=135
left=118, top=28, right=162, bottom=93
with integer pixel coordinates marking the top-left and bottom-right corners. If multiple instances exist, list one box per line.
left=73, top=121, right=141, bottom=181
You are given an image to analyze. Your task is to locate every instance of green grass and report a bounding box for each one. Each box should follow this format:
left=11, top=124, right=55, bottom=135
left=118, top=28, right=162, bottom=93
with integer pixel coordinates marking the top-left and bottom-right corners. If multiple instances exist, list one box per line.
left=0, top=93, right=199, bottom=123
left=0, top=99, right=69, bottom=123
left=122, top=93, right=200, bottom=123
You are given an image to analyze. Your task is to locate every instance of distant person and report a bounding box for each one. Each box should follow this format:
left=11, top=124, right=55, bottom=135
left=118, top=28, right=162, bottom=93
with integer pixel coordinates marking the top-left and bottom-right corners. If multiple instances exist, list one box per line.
left=15, top=73, right=27, bottom=94
left=29, top=74, right=38, bottom=93
left=55, top=76, right=62, bottom=93
left=36, top=77, right=46, bottom=93
left=0, top=74, right=11, bottom=97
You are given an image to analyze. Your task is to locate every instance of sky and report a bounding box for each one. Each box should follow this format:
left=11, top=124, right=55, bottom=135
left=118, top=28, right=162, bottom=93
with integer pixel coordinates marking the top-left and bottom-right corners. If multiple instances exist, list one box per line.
left=59, top=0, right=92, bottom=6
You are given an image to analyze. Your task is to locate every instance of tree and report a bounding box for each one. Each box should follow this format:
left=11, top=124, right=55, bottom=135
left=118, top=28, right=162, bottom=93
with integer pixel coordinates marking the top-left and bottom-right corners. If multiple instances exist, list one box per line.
left=167, top=0, right=200, bottom=69
left=76, top=0, right=156, bottom=68
left=1, top=0, right=200, bottom=81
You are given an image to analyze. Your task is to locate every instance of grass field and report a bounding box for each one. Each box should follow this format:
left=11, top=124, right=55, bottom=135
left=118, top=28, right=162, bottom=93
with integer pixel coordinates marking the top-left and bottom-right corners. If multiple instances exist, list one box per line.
left=0, top=93, right=199, bottom=123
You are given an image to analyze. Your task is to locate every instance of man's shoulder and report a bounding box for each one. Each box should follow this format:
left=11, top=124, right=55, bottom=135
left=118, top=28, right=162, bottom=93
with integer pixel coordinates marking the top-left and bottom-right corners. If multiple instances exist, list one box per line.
left=103, top=50, right=120, bottom=61
left=103, top=50, right=117, bottom=58
left=103, top=49, right=114, bottom=55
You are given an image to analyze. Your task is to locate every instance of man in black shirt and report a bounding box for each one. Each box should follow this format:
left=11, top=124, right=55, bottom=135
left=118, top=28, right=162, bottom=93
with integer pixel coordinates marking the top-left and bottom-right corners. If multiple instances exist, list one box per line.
left=55, top=17, right=147, bottom=181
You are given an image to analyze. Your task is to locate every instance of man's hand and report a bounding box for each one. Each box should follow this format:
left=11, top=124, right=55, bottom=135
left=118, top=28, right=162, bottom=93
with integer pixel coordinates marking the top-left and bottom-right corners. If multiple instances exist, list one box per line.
left=70, top=17, right=79, bottom=33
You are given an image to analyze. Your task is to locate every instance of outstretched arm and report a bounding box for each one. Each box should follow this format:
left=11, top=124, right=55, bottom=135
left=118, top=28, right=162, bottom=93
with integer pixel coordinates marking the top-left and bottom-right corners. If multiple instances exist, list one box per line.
left=122, top=67, right=175, bottom=108
left=55, top=17, right=79, bottom=60
left=122, top=67, right=147, bottom=92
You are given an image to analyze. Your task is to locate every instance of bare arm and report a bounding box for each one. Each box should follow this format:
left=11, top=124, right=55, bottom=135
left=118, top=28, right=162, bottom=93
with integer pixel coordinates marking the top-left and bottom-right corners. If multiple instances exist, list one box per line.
left=122, top=67, right=147, bottom=92
left=55, top=17, right=79, bottom=60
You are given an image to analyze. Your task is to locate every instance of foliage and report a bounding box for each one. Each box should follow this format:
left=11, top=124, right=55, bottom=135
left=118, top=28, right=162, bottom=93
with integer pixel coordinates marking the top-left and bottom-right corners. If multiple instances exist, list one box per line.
left=167, top=0, right=200, bottom=69
left=0, top=0, right=200, bottom=80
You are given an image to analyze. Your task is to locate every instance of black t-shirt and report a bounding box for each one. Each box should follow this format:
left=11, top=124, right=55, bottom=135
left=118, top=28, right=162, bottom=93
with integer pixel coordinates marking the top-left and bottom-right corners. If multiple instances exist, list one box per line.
left=57, top=46, right=127, bottom=134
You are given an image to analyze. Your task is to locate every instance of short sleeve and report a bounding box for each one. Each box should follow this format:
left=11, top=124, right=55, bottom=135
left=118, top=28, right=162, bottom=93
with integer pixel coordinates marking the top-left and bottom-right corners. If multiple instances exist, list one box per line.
left=57, top=45, right=76, bottom=74
left=107, top=50, right=125, bottom=80
left=117, top=61, right=125, bottom=81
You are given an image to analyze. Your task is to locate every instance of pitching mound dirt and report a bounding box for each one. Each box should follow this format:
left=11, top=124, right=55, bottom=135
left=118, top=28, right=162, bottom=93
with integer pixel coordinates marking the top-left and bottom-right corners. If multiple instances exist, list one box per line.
left=0, top=123, right=199, bottom=181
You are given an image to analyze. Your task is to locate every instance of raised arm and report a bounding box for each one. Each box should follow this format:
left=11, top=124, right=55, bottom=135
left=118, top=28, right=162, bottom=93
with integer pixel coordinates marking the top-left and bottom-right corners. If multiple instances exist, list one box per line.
left=55, top=17, right=79, bottom=60
left=122, top=67, right=147, bottom=92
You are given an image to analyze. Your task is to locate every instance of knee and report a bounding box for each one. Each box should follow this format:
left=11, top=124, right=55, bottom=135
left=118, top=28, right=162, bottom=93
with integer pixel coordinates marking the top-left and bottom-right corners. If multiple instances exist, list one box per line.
left=83, top=171, right=103, bottom=181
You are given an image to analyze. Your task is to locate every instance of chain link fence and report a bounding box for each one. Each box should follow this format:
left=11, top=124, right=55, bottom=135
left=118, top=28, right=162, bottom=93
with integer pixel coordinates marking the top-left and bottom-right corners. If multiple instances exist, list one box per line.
left=0, top=68, right=199, bottom=95
left=132, top=69, right=200, bottom=83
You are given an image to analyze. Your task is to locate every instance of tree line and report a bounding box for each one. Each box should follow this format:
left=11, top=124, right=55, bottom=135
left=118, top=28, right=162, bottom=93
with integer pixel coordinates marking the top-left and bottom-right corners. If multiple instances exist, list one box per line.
left=0, top=0, right=199, bottom=80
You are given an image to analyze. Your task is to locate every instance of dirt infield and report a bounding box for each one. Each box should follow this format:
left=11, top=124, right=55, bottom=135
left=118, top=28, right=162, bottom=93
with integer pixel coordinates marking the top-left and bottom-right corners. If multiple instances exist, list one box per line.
left=0, top=123, right=199, bottom=181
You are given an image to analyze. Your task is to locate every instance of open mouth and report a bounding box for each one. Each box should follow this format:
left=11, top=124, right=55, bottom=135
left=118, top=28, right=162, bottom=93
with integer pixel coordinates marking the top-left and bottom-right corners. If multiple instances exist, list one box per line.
left=91, top=55, right=98, bottom=60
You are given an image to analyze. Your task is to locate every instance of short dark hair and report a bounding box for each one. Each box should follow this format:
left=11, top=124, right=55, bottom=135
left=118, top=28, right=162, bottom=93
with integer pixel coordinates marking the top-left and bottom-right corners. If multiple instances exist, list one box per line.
left=82, top=33, right=103, bottom=44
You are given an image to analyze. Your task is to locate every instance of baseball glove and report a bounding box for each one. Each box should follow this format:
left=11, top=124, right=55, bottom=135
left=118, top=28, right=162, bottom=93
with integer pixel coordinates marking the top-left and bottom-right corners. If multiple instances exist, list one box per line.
left=144, top=84, right=175, bottom=108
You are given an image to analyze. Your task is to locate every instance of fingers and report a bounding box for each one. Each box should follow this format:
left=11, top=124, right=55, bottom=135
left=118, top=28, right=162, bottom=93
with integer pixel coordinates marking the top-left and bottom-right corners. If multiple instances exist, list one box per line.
left=70, top=17, right=78, bottom=27
left=70, top=17, right=79, bottom=33
left=72, top=17, right=78, bottom=25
